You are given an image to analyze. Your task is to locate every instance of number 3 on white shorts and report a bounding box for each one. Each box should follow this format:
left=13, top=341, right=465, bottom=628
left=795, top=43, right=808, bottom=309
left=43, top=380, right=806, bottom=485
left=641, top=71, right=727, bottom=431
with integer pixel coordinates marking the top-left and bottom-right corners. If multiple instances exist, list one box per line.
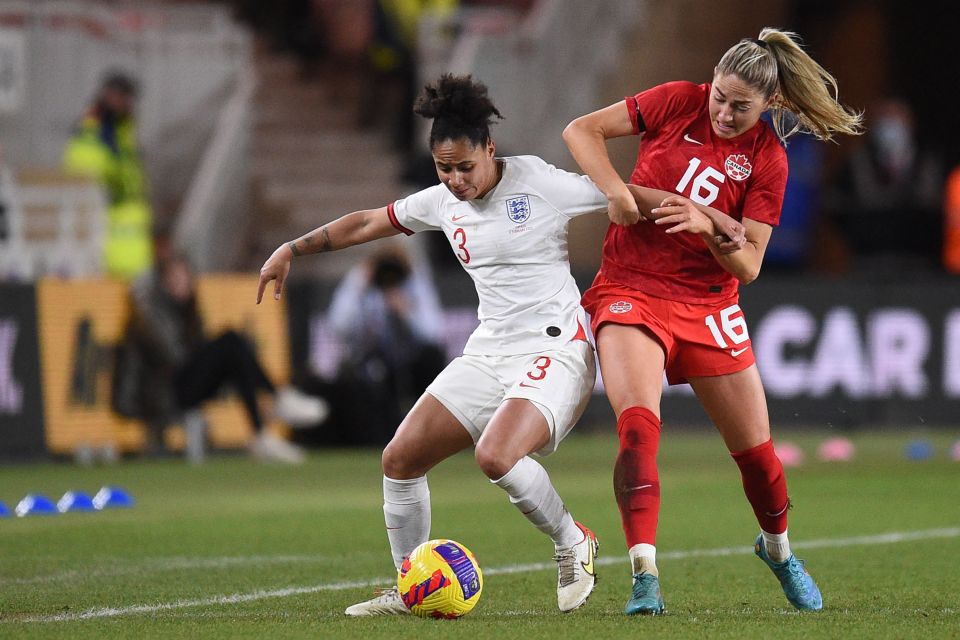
left=704, top=304, right=749, bottom=348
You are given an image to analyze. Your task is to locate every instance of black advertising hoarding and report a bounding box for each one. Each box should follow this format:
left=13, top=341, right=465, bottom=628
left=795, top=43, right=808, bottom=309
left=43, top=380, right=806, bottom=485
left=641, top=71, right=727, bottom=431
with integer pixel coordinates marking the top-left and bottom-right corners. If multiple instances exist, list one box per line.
left=291, top=275, right=960, bottom=430
left=0, top=282, right=45, bottom=459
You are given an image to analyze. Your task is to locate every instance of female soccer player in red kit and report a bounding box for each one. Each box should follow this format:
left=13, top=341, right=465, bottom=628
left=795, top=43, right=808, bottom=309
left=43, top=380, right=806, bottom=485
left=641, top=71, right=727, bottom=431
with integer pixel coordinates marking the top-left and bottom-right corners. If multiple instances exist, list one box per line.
left=563, top=28, right=863, bottom=615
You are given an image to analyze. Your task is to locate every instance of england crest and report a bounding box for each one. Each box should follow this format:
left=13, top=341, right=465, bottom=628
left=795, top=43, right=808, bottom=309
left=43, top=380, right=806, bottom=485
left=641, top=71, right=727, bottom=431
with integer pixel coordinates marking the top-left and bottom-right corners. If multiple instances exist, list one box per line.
left=505, top=196, right=531, bottom=224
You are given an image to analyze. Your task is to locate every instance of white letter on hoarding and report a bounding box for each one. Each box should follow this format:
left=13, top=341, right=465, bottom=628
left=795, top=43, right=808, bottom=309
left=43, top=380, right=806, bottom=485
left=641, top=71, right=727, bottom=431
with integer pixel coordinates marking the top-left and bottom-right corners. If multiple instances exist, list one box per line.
left=869, top=309, right=929, bottom=398
left=0, top=319, right=24, bottom=414
left=945, top=310, right=960, bottom=397
left=753, top=306, right=814, bottom=397
left=809, top=308, right=869, bottom=398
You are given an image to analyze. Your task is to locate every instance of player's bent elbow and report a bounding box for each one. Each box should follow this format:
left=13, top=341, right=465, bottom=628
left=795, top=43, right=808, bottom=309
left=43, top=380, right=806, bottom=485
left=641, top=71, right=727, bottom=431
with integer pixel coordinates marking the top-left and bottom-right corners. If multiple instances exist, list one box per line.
left=562, top=118, right=588, bottom=145
left=737, top=265, right=761, bottom=285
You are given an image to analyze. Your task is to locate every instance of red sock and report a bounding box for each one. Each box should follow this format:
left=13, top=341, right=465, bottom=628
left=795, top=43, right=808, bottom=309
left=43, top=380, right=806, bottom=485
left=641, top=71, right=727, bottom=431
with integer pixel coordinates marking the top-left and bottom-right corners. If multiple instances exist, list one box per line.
left=731, top=438, right=789, bottom=534
left=613, top=406, right=661, bottom=547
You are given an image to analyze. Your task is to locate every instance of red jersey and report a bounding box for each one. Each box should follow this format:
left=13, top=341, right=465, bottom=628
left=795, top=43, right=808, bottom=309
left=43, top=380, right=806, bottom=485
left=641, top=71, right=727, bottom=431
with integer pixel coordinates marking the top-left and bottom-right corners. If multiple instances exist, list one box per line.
left=599, top=81, right=787, bottom=303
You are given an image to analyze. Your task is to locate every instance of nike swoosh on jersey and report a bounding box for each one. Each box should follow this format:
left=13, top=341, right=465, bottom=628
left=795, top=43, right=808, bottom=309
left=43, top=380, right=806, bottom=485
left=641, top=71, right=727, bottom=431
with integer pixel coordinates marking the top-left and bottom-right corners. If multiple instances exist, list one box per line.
left=518, top=381, right=539, bottom=388
left=683, top=133, right=703, bottom=145
left=730, top=347, right=750, bottom=357
left=451, top=214, right=467, bottom=222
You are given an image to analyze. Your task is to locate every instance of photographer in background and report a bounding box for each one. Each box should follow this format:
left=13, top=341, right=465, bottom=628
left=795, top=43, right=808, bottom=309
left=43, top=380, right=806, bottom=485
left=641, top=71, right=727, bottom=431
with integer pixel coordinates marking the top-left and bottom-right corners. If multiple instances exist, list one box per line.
left=324, top=245, right=447, bottom=445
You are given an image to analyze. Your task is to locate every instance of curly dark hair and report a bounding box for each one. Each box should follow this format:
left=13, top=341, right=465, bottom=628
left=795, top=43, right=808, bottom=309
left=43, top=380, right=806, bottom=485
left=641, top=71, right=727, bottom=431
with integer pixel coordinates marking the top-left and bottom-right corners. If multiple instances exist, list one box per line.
left=414, top=74, right=504, bottom=148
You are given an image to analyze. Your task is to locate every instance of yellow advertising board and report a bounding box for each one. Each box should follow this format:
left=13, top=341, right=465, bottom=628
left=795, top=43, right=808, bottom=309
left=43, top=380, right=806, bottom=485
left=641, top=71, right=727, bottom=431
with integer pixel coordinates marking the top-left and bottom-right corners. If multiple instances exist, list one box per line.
left=36, top=275, right=290, bottom=455
left=36, top=278, right=143, bottom=454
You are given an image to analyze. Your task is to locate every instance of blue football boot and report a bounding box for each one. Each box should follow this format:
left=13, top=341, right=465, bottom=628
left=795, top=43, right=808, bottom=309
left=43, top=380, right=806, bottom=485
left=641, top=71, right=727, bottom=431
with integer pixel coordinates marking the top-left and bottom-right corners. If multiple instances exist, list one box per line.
left=624, top=572, right=666, bottom=616
left=754, top=533, right=823, bottom=611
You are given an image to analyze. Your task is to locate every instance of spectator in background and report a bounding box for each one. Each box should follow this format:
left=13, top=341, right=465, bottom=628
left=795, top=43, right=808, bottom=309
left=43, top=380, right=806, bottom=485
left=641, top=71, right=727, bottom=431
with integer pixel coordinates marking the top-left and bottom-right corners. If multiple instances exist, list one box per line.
left=113, top=248, right=329, bottom=463
left=826, top=98, right=943, bottom=271
left=324, top=245, right=447, bottom=444
left=63, top=71, right=154, bottom=281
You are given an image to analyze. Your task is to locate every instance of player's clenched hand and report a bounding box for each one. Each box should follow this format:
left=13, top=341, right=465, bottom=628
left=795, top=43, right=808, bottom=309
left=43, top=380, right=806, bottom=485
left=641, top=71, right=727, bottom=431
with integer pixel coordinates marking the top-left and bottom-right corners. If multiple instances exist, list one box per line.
left=607, top=188, right=642, bottom=226
left=650, top=195, right=714, bottom=236
left=257, top=244, right=293, bottom=304
left=711, top=215, right=746, bottom=252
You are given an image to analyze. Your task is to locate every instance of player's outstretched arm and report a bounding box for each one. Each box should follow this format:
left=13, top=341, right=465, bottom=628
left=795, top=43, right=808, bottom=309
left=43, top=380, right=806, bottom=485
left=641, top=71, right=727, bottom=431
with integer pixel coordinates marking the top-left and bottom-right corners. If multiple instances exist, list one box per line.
left=256, top=206, right=400, bottom=303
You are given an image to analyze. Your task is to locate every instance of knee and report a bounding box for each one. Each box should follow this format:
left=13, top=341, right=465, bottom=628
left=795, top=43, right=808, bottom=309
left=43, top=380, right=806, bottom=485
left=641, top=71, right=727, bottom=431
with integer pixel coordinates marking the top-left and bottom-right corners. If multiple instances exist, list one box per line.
left=617, top=406, right=661, bottom=449
left=474, top=441, right=519, bottom=481
left=381, top=440, right=423, bottom=479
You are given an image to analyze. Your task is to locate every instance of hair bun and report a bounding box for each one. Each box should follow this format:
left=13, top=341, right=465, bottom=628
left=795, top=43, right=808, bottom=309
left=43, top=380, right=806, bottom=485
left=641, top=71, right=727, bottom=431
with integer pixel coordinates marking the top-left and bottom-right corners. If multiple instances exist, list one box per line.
left=415, top=74, right=502, bottom=128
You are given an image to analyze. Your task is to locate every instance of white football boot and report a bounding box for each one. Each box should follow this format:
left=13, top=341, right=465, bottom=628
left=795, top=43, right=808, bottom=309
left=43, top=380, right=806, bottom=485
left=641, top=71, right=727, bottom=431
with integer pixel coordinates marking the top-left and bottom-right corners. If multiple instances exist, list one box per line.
left=273, top=386, right=330, bottom=428
left=248, top=432, right=306, bottom=465
left=344, top=586, right=409, bottom=616
left=553, top=521, right=600, bottom=612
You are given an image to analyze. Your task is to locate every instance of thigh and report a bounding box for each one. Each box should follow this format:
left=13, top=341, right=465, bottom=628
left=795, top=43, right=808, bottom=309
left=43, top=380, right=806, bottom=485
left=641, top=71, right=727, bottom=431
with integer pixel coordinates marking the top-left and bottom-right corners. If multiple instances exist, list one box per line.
left=426, top=355, right=505, bottom=444
left=688, top=364, right=770, bottom=452
left=477, top=398, right=552, bottom=462
left=383, top=392, right=475, bottom=478
left=174, top=345, right=224, bottom=407
left=502, top=339, right=596, bottom=454
left=595, top=323, right=667, bottom=419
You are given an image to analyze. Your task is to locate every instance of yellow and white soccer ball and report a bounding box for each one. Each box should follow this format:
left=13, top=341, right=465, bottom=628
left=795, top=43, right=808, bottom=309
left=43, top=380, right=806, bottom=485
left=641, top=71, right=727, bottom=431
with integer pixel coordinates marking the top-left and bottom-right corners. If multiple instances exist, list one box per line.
left=397, top=539, right=483, bottom=619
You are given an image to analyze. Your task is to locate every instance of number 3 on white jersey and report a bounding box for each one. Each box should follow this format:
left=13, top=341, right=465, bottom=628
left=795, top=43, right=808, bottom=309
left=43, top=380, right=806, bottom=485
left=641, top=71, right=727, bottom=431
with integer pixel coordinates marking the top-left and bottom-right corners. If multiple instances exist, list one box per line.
left=676, top=158, right=725, bottom=206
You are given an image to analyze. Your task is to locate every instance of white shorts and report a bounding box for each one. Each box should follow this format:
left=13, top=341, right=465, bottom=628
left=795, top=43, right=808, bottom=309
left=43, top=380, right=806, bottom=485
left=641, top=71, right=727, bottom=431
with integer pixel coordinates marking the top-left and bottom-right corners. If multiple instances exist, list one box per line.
left=426, top=339, right=596, bottom=456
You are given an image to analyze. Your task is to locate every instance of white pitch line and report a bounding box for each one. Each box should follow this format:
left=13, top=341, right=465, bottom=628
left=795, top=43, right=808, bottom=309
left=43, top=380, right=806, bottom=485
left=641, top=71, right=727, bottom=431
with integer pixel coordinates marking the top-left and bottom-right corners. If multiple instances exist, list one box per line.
left=9, top=526, right=959, bottom=624
left=1, top=554, right=333, bottom=587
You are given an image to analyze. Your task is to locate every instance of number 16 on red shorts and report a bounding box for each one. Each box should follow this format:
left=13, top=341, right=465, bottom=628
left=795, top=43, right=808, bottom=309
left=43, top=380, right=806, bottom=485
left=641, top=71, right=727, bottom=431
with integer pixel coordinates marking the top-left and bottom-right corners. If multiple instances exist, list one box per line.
left=584, top=281, right=755, bottom=386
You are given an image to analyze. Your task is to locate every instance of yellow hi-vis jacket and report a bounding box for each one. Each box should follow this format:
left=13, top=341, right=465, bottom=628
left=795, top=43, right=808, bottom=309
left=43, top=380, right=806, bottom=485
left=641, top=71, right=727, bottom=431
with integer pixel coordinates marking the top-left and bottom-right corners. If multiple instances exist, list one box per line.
left=63, top=110, right=153, bottom=280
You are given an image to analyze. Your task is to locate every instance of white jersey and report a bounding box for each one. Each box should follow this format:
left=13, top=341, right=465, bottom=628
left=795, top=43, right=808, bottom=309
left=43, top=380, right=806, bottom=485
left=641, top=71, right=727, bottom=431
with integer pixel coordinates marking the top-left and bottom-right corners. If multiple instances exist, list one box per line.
left=388, top=155, right=608, bottom=356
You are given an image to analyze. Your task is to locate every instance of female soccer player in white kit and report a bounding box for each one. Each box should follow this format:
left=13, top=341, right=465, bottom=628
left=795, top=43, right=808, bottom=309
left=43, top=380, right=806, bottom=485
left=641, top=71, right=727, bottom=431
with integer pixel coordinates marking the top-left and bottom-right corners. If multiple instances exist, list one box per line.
left=257, top=74, right=609, bottom=614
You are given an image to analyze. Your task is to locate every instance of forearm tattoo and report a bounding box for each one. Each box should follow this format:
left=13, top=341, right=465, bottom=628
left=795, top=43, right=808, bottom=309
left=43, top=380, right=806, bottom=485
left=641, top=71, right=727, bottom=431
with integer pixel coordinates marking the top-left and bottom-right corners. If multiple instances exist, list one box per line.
left=307, top=226, right=333, bottom=253
left=289, top=227, right=332, bottom=256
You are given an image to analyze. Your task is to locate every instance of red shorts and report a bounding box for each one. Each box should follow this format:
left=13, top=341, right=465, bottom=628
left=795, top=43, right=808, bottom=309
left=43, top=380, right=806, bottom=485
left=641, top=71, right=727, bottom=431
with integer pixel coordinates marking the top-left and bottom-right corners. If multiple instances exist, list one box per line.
left=582, top=273, right=755, bottom=385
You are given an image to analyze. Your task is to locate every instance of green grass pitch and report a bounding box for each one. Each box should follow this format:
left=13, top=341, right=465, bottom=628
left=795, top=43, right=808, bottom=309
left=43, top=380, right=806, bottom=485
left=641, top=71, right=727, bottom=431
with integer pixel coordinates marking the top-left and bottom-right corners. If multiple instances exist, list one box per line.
left=1, top=429, right=958, bottom=639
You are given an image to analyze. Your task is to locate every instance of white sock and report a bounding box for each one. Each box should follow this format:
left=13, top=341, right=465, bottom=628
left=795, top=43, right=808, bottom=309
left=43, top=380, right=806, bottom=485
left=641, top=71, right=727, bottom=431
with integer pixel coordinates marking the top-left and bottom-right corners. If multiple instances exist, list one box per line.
left=383, top=475, right=431, bottom=570
left=493, top=457, right=581, bottom=549
left=628, top=543, right=658, bottom=577
left=762, top=528, right=791, bottom=563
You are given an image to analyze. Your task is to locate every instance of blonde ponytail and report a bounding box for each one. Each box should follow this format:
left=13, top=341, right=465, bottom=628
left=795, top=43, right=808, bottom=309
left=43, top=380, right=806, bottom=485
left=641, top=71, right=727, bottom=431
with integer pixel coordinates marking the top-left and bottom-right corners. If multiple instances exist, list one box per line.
left=717, top=28, right=864, bottom=143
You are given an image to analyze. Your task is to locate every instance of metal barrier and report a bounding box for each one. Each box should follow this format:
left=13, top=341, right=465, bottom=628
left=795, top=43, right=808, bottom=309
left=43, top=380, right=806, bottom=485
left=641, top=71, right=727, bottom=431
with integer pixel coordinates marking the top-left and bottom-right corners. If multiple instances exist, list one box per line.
left=0, top=168, right=106, bottom=279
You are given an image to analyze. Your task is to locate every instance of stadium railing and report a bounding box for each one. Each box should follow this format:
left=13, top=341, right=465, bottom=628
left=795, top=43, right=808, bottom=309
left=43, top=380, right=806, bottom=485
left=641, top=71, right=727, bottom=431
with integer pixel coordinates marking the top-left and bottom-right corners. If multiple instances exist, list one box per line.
left=0, top=167, right=106, bottom=280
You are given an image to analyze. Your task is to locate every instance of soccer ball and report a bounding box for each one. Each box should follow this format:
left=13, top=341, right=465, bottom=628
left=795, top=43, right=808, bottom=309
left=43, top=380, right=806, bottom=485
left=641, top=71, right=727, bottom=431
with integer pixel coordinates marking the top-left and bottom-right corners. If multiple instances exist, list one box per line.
left=397, top=539, right=483, bottom=619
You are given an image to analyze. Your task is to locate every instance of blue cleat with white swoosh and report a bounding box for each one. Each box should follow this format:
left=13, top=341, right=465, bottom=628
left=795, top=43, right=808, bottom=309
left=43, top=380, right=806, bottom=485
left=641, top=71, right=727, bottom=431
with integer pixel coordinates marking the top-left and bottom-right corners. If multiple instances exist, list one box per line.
left=755, top=533, right=823, bottom=611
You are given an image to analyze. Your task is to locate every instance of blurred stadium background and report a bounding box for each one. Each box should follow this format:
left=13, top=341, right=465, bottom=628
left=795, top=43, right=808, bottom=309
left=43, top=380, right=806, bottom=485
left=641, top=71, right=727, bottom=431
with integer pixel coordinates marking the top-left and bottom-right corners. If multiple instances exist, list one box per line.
left=0, top=1, right=958, bottom=634
left=1, top=0, right=957, bottom=458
